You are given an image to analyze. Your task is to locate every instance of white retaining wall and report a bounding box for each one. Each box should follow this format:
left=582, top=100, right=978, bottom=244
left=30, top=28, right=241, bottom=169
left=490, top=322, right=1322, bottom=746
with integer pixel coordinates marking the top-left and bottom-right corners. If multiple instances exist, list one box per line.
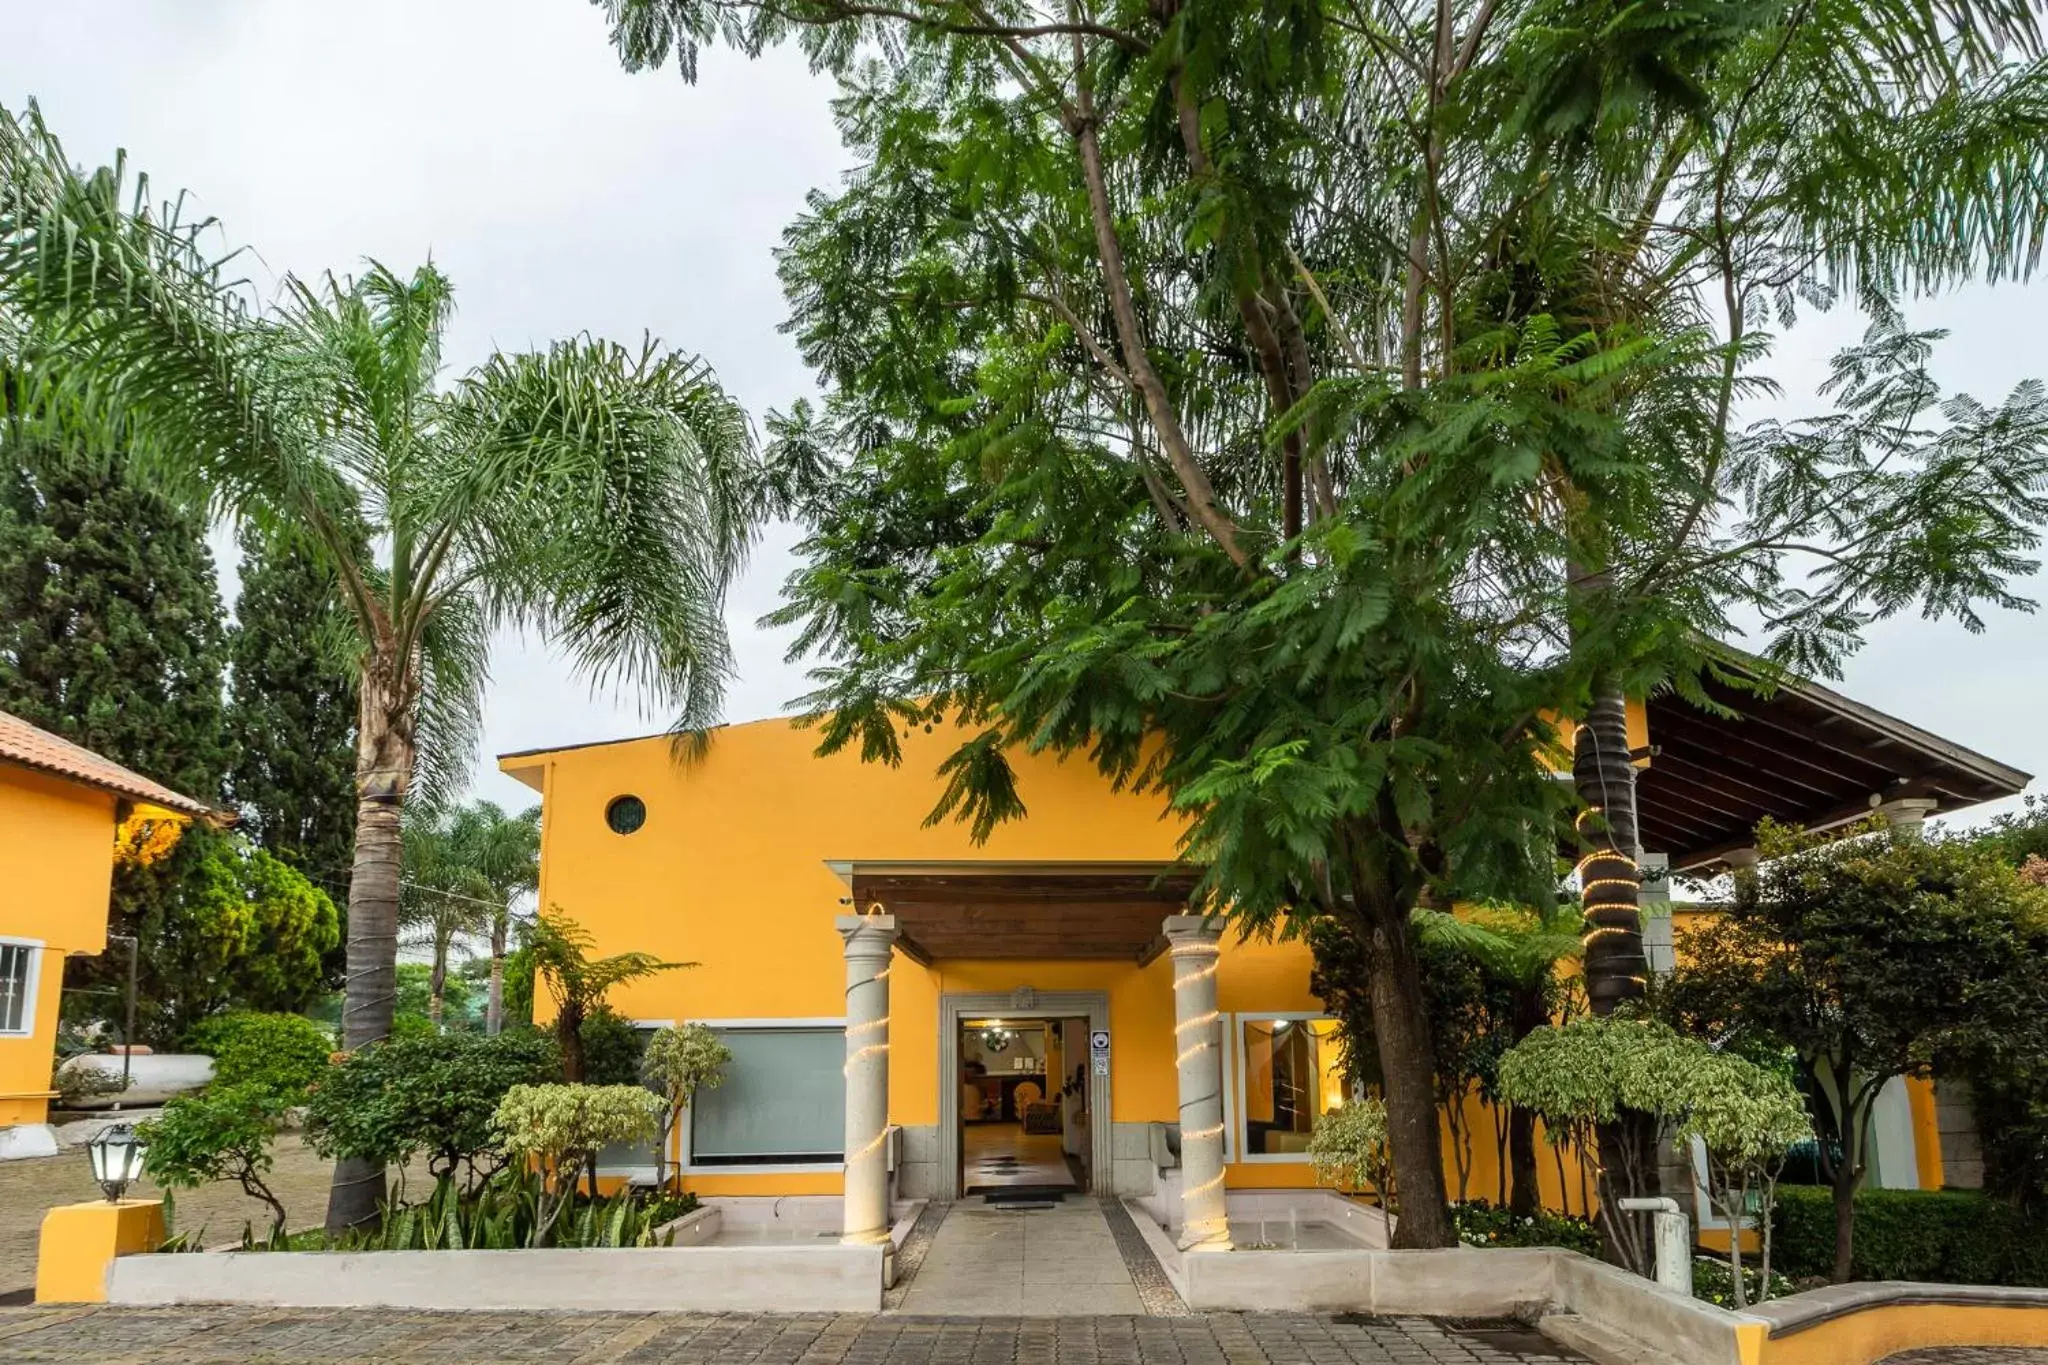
left=107, top=1243, right=886, bottom=1313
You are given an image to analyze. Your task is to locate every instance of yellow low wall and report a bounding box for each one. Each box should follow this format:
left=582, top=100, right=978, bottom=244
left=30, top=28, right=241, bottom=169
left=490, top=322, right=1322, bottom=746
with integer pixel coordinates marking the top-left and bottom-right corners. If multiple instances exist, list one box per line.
left=36, top=1200, right=165, bottom=1303
left=1756, top=1296, right=2048, bottom=1365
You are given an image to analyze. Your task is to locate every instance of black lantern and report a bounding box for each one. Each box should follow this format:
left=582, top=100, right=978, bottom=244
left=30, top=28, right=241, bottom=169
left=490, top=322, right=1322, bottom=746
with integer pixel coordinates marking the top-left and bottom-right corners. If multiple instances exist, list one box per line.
left=86, top=1123, right=147, bottom=1203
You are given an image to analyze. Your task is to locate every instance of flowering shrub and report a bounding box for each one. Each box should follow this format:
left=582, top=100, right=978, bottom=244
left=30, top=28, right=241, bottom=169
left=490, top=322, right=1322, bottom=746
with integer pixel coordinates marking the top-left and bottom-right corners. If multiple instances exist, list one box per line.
left=1692, top=1254, right=1792, bottom=1307
left=1450, top=1200, right=1602, bottom=1256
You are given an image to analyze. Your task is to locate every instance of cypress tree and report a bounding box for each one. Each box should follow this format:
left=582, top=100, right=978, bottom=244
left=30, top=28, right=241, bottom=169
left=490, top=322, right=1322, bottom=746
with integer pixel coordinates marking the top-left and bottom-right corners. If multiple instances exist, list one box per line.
left=0, top=450, right=233, bottom=798
left=226, top=522, right=362, bottom=905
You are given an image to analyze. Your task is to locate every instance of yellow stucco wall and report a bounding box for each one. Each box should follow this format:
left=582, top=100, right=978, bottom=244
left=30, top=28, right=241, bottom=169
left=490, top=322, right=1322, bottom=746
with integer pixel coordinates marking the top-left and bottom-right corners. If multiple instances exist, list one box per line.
left=504, top=703, right=1652, bottom=1201
left=0, top=764, right=120, bottom=1126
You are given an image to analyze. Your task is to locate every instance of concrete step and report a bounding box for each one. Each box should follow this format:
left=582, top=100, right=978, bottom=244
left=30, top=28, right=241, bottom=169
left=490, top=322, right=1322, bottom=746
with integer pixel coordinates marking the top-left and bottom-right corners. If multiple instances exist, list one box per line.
left=1537, top=1312, right=1687, bottom=1365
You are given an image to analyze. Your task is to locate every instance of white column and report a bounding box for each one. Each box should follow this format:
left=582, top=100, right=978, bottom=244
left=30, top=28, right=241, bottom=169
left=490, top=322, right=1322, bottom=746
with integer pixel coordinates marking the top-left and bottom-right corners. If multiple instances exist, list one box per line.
left=838, top=913, right=896, bottom=1245
left=1165, top=913, right=1231, bottom=1252
left=1877, top=796, right=1939, bottom=834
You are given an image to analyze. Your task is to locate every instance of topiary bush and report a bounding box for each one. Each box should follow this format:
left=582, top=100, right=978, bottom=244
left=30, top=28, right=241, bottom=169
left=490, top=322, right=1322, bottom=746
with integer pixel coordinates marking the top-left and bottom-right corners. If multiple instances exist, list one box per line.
left=1773, top=1185, right=2048, bottom=1286
left=182, top=1011, right=335, bottom=1100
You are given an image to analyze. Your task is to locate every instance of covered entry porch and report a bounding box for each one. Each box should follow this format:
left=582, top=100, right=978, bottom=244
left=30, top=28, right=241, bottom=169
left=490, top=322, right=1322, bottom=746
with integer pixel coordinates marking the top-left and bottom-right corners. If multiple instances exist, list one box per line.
left=828, top=861, right=1238, bottom=1247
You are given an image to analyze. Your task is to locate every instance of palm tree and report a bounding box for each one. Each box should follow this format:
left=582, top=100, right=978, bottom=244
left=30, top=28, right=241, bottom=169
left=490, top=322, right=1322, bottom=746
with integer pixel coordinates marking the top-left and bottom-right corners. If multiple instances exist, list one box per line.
left=0, top=110, right=763, bottom=1232
left=404, top=800, right=539, bottom=1033
left=399, top=808, right=490, bottom=1027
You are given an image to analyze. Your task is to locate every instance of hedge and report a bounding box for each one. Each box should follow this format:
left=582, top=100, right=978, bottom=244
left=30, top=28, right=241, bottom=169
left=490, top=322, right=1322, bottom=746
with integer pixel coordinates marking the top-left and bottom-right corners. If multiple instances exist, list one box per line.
left=1772, top=1186, right=2048, bottom=1286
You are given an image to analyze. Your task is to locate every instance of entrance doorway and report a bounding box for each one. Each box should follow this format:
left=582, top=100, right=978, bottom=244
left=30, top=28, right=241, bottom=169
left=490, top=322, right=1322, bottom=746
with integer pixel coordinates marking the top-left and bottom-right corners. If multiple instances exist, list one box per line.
left=937, top=991, right=1112, bottom=1201
left=959, top=1017, right=1089, bottom=1194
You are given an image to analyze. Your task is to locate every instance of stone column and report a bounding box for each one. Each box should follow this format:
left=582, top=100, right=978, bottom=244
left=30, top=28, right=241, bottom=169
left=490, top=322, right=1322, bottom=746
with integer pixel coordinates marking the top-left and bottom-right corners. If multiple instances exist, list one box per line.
left=1877, top=796, right=1939, bottom=834
left=1165, top=914, right=1231, bottom=1252
left=838, top=913, right=897, bottom=1245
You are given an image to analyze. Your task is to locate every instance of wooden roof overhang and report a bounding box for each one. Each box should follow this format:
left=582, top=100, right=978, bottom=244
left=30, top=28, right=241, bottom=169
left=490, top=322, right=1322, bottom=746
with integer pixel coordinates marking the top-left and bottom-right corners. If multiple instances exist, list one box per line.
left=831, top=861, right=1204, bottom=963
left=1639, top=666, right=2030, bottom=876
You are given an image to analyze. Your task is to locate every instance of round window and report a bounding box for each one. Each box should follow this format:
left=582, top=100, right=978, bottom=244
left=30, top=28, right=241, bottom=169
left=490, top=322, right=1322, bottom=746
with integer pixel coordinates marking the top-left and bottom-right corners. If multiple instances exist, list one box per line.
left=605, top=795, right=647, bottom=836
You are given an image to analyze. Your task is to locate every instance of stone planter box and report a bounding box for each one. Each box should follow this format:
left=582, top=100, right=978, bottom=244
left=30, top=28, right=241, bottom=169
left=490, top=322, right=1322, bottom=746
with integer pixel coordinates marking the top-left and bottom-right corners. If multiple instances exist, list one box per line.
left=106, top=1242, right=886, bottom=1313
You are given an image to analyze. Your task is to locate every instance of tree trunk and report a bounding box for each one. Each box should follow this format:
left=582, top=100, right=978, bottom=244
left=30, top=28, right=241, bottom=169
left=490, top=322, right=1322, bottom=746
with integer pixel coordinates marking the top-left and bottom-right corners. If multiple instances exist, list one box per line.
left=1574, top=688, right=1647, bottom=1014
left=1831, top=1156, right=1859, bottom=1284
left=487, top=917, right=507, bottom=1036
left=559, top=1001, right=586, bottom=1084
left=429, top=945, right=446, bottom=1027
left=1362, top=905, right=1456, bottom=1248
left=1509, top=1105, right=1542, bottom=1219
left=325, top=655, right=415, bottom=1235
left=1508, top=982, right=1549, bottom=1218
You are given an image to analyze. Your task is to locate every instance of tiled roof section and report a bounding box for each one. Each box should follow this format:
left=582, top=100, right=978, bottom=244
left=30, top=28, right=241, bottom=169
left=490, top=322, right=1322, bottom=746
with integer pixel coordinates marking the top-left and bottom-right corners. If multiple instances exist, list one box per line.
left=0, top=709, right=215, bottom=817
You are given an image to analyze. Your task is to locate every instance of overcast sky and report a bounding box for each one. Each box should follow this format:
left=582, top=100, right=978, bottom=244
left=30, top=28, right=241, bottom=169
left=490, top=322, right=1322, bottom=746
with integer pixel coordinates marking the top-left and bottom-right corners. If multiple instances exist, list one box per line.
left=5, top=1, right=2044, bottom=828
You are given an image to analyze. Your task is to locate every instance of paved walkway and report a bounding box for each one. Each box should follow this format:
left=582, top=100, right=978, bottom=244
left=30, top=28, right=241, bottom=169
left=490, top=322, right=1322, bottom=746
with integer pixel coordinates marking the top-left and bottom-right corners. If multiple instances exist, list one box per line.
left=0, top=1308, right=1590, bottom=1362
left=896, top=1199, right=1144, bottom=1315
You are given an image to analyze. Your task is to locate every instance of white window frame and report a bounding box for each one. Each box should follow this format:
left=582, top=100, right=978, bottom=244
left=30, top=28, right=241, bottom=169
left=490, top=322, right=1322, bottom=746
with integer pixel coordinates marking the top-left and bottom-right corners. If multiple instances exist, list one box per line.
left=678, top=1016, right=848, bottom=1176
left=1232, top=1010, right=1338, bottom=1165
left=0, top=938, right=44, bottom=1038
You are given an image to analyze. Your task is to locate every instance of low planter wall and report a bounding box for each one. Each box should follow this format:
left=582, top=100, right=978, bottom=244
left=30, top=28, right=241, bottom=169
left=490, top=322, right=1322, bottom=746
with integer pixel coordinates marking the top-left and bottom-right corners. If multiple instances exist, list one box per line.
left=106, top=1243, right=886, bottom=1313
left=1124, top=1201, right=1761, bottom=1364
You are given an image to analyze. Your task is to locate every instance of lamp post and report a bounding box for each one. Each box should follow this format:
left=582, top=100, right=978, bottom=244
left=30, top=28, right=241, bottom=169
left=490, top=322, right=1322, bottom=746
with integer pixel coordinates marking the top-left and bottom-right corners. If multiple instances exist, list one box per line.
left=86, top=1123, right=148, bottom=1203
left=104, top=933, right=138, bottom=1094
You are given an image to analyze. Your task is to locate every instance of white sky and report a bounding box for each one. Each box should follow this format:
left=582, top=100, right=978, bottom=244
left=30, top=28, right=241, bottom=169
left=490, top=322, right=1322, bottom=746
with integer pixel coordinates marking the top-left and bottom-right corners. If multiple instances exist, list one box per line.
left=5, top=0, right=2044, bottom=829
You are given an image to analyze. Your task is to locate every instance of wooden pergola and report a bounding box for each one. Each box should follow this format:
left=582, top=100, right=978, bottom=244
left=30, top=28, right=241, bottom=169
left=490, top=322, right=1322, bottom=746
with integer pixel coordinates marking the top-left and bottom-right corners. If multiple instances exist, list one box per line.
left=1638, top=664, right=2029, bottom=875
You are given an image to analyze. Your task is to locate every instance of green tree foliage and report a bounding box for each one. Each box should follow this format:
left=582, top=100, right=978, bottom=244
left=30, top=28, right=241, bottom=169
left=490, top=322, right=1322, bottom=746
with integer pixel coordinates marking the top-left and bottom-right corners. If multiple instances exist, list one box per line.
left=1667, top=820, right=2048, bottom=1283
left=0, top=445, right=232, bottom=800
left=112, top=825, right=340, bottom=1043
left=182, top=1010, right=335, bottom=1101
left=0, top=121, right=772, bottom=1230
left=526, top=911, right=687, bottom=1083
left=640, top=1021, right=731, bottom=1188
left=1498, top=1014, right=1809, bottom=1302
left=491, top=1083, right=661, bottom=1245
left=593, top=0, right=2048, bottom=1249
left=1962, top=800, right=2048, bottom=1208
left=304, top=1030, right=561, bottom=1194
left=578, top=1004, right=649, bottom=1087
left=140, top=1082, right=293, bottom=1238
left=1307, top=1098, right=1391, bottom=1200
left=394, top=961, right=478, bottom=1031
left=225, top=520, right=365, bottom=940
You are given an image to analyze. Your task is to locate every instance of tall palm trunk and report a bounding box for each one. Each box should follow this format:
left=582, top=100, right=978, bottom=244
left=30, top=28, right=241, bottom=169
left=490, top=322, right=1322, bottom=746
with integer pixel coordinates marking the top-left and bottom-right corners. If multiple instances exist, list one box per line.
left=1574, top=688, right=1647, bottom=1014
left=487, top=915, right=507, bottom=1036
left=429, top=941, right=447, bottom=1026
left=326, top=654, right=416, bottom=1235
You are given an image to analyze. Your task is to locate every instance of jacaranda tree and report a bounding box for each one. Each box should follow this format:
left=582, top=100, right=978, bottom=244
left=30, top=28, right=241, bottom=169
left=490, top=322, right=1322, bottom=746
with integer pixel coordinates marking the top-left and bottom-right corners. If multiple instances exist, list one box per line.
left=0, top=109, right=767, bottom=1231
left=590, top=0, right=2048, bottom=1247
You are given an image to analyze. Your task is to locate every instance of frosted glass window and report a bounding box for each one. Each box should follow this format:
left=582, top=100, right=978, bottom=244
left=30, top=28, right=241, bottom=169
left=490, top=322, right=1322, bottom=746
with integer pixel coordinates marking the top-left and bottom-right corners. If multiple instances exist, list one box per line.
left=691, top=1027, right=845, bottom=1164
left=0, top=943, right=31, bottom=1035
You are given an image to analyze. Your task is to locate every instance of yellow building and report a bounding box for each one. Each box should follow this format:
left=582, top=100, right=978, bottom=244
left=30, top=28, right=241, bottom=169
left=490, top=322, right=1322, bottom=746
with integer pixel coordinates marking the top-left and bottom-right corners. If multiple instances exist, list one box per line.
left=0, top=709, right=212, bottom=1159
left=501, top=664, right=2027, bottom=1240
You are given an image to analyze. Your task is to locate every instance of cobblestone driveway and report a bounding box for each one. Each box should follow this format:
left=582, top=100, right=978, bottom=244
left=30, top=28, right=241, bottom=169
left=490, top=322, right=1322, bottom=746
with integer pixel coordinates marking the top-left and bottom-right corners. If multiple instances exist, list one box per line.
left=0, top=1309, right=1588, bottom=1363
left=2, top=1306, right=2044, bottom=1363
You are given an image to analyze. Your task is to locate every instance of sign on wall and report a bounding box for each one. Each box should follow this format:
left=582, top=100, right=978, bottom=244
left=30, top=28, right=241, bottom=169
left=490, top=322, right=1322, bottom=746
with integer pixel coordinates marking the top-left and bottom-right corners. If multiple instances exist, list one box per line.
left=1090, top=1029, right=1110, bottom=1077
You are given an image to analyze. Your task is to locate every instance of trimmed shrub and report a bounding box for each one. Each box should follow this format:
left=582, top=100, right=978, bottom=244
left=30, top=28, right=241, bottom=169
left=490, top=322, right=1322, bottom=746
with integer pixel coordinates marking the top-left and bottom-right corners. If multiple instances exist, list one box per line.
left=183, top=1011, right=334, bottom=1099
left=304, top=1029, right=561, bottom=1189
left=1773, top=1185, right=2048, bottom=1286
